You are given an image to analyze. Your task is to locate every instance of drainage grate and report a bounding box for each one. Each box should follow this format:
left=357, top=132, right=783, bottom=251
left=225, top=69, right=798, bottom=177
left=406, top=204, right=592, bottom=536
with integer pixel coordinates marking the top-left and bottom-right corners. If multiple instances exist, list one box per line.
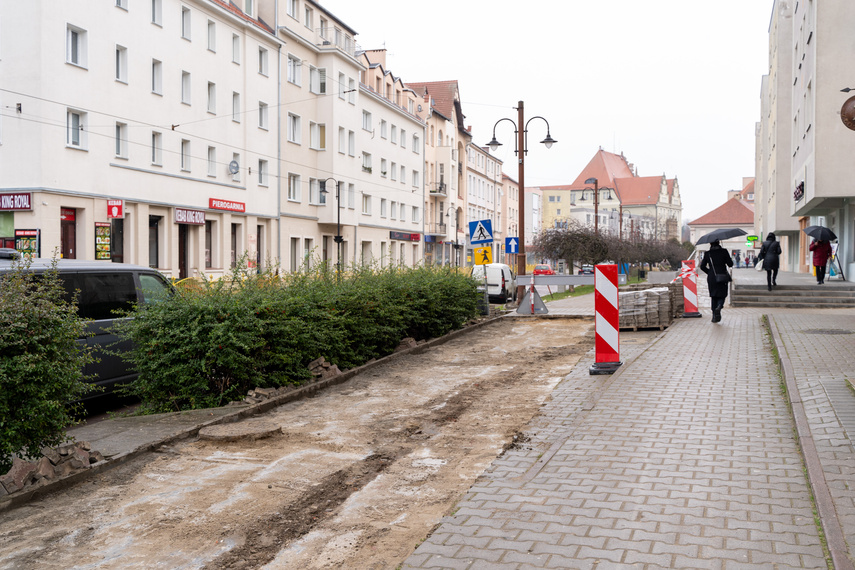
left=802, top=329, right=853, bottom=335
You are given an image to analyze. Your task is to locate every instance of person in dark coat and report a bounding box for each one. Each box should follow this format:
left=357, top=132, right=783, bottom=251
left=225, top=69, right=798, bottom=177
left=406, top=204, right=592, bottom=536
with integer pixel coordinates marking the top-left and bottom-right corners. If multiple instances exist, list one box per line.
left=758, top=232, right=782, bottom=291
left=700, top=240, right=734, bottom=323
left=809, top=239, right=833, bottom=284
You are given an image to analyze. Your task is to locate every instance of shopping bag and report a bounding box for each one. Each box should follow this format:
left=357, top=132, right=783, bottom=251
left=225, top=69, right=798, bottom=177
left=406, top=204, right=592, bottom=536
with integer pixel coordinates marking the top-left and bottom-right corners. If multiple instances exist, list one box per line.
left=755, top=261, right=764, bottom=272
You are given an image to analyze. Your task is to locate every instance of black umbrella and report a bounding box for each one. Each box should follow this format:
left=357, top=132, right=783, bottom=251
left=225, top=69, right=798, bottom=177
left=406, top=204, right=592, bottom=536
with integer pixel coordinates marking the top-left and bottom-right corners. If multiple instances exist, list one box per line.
left=696, top=228, right=748, bottom=245
left=803, top=225, right=837, bottom=241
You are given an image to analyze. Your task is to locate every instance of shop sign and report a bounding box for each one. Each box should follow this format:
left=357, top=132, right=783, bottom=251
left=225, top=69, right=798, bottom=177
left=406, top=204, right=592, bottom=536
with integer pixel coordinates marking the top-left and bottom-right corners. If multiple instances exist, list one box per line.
left=389, top=231, right=421, bottom=242
left=95, top=222, right=111, bottom=260
left=0, top=192, right=32, bottom=211
left=174, top=208, right=205, bottom=225
left=107, top=200, right=124, bottom=219
left=209, top=198, right=246, bottom=212
left=14, top=229, right=40, bottom=257
left=61, top=208, right=76, bottom=221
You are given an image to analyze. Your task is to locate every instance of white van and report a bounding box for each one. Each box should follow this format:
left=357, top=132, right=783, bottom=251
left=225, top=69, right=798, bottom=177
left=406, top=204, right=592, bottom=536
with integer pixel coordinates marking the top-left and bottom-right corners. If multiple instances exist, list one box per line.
left=471, top=263, right=517, bottom=303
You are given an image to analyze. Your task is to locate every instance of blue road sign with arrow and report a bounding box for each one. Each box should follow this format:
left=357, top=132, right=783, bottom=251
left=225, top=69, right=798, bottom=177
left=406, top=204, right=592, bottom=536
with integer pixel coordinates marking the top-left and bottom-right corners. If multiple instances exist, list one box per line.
left=505, top=237, right=519, bottom=254
left=469, top=219, right=493, bottom=244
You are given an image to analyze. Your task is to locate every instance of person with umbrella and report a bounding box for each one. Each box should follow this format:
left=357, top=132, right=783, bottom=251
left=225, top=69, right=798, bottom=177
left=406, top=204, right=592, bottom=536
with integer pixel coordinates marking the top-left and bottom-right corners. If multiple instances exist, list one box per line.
left=699, top=239, right=734, bottom=323
left=758, top=232, right=782, bottom=291
left=804, top=225, right=837, bottom=285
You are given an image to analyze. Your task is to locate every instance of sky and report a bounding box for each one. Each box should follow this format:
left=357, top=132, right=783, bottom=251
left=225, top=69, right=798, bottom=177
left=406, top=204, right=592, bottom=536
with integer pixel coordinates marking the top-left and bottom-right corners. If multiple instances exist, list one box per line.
left=317, top=0, right=773, bottom=223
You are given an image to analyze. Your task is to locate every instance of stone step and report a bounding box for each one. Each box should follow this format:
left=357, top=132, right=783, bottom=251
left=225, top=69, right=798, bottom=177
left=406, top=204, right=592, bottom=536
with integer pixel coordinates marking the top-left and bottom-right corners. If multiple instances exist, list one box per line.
left=731, top=300, right=855, bottom=308
left=732, top=291, right=855, bottom=300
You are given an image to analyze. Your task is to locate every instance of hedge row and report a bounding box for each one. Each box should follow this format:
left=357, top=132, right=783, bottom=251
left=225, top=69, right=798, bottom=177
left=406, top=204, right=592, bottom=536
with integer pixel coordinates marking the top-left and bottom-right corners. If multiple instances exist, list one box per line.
left=114, top=264, right=481, bottom=414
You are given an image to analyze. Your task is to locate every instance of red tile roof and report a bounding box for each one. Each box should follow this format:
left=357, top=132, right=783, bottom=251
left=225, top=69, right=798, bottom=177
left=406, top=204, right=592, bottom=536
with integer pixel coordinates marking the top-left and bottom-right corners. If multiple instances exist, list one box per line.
left=688, top=197, right=755, bottom=226
left=615, top=176, right=667, bottom=205
left=405, top=80, right=460, bottom=123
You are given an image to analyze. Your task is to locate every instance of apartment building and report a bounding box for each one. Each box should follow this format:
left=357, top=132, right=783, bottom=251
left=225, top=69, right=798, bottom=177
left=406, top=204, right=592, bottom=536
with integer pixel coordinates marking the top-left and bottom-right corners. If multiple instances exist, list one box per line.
left=405, top=80, right=470, bottom=266
left=501, top=174, right=520, bottom=265
left=756, top=0, right=855, bottom=277
left=0, top=0, right=281, bottom=279
left=465, top=144, right=503, bottom=263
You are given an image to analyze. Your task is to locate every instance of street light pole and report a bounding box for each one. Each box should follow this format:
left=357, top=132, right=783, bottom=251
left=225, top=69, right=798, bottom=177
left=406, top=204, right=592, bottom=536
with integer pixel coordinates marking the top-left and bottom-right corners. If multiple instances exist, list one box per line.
left=585, top=177, right=599, bottom=235
left=486, top=101, right=556, bottom=301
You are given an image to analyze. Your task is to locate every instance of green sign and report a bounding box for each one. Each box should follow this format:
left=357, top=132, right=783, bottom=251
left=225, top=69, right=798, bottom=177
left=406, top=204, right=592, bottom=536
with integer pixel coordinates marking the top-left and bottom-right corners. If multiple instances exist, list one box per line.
left=746, top=235, right=759, bottom=242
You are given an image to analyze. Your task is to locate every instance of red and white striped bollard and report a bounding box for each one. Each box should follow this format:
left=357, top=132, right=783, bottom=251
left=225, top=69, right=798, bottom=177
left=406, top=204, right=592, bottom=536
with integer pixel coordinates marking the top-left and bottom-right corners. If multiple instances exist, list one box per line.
left=590, top=264, right=622, bottom=375
left=679, top=260, right=702, bottom=318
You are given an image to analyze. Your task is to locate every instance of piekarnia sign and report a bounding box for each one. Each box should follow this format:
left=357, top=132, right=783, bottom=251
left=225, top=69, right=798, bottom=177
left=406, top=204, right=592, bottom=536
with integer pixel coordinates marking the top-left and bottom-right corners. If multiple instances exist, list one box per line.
left=209, top=198, right=246, bottom=212
left=0, top=192, right=32, bottom=211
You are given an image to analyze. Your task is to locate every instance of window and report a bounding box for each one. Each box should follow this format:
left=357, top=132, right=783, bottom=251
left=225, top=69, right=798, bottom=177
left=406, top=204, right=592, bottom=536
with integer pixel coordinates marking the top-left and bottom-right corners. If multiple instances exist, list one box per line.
left=287, top=0, right=297, bottom=18
left=232, top=34, right=240, bottom=63
left=304, top=6, right=313, bottom=28
left=400, top=165, right=405, bottom=183
left=114, top=122, right=128, bottom=158
left=348, top=184, right=355, bottom=209
left=400, top=204, right=406, bottom=222
left=390, top=125, right=397, bottom=144
left=151, top=131, right=162, bottom=165
left=151, top=59, right=162, bottom=94
left=400, top=129, right=407, bottom=149
left=258, top=159, right=268, bottom=186
left=288, top=113, right=301, bottom=143
left=362, top=152, right=372, bottom=172
left=310, top=122, right=325, bottom=150
left=381, top=199, right=387, bottom=218
left=207, top=146, right=216, bottom=176
left=348, top=78, right=355, bottom=103
left=287, top=55, right=301, bottom=85
left=391, top=202, right=397, bottom=220
left=245, top=0, right=254, bottom=15
left=310, top=67, right=326, bottom=94
left=319, top=17, right=328, bottom=38
left=362, top=194, right=371, bottom=215
left=207, top=20, right=216, bottom=51
left=66, top=25, right=87, bottom=67
left=181, top=71, right=191, bottom=104
left=231, top=152, right=240, bottom=182
left=232, top=92, right=240, bottom=122
left=309, top=178, right=322, bottom=204
left=258, top=102, right=268, bottom=129
left=180, top=139, right=190, bottom=171
left=348, top=130, right=355, bottom=156
left=380, top=120, right=387, bottom=139
left=67, top=109, right=86, bottom=148
left=288, top=174, right=301, bottom=201
left=390, top=162, right=397, bottom=181
left=207, top=82, right=216, bottom=113
left=412, top=206, right=419, bottom=223
left=258, top=47, right=268, bottom=75
left=338, top=127, right=346, bottom=153
left=181, top=6, right=191, bottom=40
left=412, top=170, right=419, bottom=188
left=115, top=45, right=127, bottom=82
left=362, top=110, right=372, bottom=131
left=412, top=134, right=420, bottom=153
left=338, top=72, right=346, bottom=99
left=380, top=158, right=387, bottom=176
left=151, top=0, right=163, bottom=25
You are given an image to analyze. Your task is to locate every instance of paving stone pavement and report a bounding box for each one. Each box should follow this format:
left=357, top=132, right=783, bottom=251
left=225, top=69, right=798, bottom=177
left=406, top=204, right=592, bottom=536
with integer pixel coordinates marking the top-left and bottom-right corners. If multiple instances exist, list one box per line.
left=405, top=272, right=855, bottom=569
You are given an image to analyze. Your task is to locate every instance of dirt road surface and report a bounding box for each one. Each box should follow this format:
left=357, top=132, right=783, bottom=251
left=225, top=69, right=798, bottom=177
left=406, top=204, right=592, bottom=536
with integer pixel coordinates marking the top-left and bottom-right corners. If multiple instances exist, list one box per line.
left=0, top=317, right=594, bottom=569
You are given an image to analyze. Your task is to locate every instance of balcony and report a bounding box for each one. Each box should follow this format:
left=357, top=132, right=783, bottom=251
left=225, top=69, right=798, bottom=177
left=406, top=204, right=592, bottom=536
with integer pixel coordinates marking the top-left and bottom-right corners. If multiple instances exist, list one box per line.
left=426, top=222, right=448, bottom=237
left=429, top=182, right=448, bottom=198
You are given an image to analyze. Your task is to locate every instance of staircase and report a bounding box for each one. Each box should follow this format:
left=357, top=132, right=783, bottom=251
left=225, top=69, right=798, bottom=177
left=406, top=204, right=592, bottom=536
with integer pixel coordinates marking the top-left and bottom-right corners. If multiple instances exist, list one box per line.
left=731, top=282, right=855, bottom=309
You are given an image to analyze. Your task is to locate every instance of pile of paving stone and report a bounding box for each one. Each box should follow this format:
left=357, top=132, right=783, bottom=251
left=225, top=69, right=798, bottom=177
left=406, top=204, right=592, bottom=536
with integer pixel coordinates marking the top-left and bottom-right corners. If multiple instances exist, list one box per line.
left=0, top=441, right=104, bottom=497
left=618, top=287, right=673, bottom=330
left=620, top=281, right=684, bottom=318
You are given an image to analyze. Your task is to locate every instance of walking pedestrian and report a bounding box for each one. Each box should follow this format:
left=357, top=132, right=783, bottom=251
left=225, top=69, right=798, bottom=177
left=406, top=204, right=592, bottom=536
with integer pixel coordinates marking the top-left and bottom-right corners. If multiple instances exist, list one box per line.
left=700, top=239, right=733, bottom=323
left=809, top=239, right=832, bottom=285
left=757, top=232, right=782, bottom=291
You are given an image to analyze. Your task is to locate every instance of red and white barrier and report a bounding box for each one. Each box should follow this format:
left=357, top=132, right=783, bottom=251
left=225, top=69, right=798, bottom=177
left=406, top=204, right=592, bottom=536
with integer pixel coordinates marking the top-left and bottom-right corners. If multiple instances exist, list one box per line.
left=679, top=260, right=701, bottom=318
left=590, top=264, right=622, bottom=375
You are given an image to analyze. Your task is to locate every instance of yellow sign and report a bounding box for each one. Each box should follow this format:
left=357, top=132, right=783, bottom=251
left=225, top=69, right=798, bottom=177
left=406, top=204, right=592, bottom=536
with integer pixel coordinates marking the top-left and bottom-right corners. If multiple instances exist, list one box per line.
left=475, top=246, right=492, bottom=265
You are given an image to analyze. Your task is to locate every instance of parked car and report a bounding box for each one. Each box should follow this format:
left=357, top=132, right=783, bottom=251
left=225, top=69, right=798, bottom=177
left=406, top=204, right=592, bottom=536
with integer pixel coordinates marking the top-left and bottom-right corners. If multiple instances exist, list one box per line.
left=533, top=264, right=555, bottom=275
left=0, top=249, right=172, bottom=402
left=579, top=264, right=594, bottom=275
left=471, top=263, right=517, bottom=303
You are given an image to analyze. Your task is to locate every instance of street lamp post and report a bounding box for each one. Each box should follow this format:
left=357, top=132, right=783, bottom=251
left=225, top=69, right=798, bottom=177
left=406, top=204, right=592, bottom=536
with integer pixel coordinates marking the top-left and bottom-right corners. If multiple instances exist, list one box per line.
left=486, top=101, right=556, bottom=300
left=319, top=178, right=343, bottom=278
left=445, top=206, right=457, bottom=266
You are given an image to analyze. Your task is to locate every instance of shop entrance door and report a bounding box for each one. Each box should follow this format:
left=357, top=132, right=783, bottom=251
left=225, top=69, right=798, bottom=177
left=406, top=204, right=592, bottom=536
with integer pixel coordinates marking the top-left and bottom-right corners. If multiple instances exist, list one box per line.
left=178, top=224, right=188, bottom=280
left=61, top=208, right=76, bottom=259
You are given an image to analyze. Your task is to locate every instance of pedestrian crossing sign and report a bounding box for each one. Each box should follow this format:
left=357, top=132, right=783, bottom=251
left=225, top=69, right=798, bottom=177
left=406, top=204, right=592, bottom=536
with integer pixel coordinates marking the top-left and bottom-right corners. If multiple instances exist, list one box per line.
left=475, top=246, right=492, bottom=265
left=469, top=219, right=493, bottom=244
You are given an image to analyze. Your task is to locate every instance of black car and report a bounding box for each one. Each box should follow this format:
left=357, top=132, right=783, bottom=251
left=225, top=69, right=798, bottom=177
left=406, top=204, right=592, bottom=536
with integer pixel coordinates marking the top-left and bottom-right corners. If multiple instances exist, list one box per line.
left=0, top=249, right=171, bottom=402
